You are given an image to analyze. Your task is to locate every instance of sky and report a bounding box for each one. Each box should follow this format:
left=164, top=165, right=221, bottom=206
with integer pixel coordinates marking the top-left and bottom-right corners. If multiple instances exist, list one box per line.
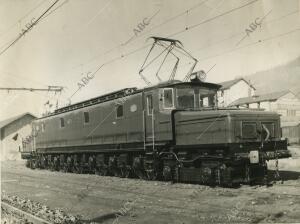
left=0, top=0, right=299, bottom=119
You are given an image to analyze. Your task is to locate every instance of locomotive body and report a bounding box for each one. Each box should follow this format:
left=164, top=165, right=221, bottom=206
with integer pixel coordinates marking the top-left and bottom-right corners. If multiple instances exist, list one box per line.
left=22, top=79, right=290, bottom=185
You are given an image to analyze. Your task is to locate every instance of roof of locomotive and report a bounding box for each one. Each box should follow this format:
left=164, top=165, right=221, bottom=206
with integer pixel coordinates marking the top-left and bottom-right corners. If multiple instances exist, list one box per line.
left=143, top=79, right=221, bottom=91
left=39, top=80, right=221, bottom=119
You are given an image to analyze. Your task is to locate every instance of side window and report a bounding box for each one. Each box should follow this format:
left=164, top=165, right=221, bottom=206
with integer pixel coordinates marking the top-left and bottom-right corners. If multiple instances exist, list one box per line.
left=146, top=95, right=153, bottom=115
left=116, top=105, right=124, bottom=118
left=163, top=88, right=174, bottom=109
left=242, top=122, right=257, bottom=139
left=84, top=112, right=89, bottom=123
left=41, top=123, right=45, bottom=132
left=60, top=118, right=65, bottom=128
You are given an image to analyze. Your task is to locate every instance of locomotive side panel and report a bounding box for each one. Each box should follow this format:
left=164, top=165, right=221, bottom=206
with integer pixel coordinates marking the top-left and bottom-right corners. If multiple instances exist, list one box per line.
left=34, top=92, right=145, bottom=153
left=231, top=112, right=281, bottom=143
left=174, top=111, right=229, bottom=145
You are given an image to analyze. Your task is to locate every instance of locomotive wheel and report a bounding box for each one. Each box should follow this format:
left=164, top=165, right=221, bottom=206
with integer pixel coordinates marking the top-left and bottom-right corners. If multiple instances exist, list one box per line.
left=112, top=168, right=122, bottom=177
left=99, top=167, right=108, bottom=176
left=120, top=166, right=131, bottom=178
left=31, top=160, right=36, bottom=169
left=145, top=170, right=159, bottom=181
left=78, top=166, right=84, bottom=174
left=133, top=168, right=145, bottom=179
left=73, top=165, right=81, bottom=174
left=162, top=166, right=172, bottom=181
left=50, top=163, right=55, bottom=171
left=62, top=165, right=69, bottom=173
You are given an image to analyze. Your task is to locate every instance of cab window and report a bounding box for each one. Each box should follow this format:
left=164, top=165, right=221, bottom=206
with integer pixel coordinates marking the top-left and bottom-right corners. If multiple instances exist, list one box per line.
left=60, top=118, right=65, bottom=128
left=84, top=112, right=89, bottom=123
left=116, top=105, right=124, bottom=118
left=177, top=88, right=195, bottom=109
left=200, top=94, right=216, bottom=107
left=163, top=88, right=174, bottom=109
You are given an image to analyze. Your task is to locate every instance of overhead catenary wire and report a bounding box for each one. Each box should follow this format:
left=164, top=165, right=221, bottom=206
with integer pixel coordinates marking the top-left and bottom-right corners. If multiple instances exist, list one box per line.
left=159, top=26, right=300, bottom=78
left=0, top=0, right=61, bottom=57
left=0, top=0, right=49, bottom=39
left=167, top=0, right=260, bottom=38
left=38, top=0, right=69, bottom=22
left=197, top=27, right=300, bottom=62
left=155, top=7, right=300, bottom=76
left=73, top=0, right=209, bottom=69
left=130, top=0, right=210, bottom=43
left=88, top=0, right=260, bottom=72
left=84, top=0, right=114, bottom=27
left=67, top=0, right=264, bottom=99
left=159, top=7, right=300, bottom=74
left=195, top=8, right=299, bottom=53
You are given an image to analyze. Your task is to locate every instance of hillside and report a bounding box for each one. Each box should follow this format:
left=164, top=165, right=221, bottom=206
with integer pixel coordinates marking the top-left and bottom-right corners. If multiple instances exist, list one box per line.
left=245, top=57, right=300, bottom=95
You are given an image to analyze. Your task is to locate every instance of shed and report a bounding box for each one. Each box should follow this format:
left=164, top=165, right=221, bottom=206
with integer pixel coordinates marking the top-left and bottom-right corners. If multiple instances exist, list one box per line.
left=0, top=113, right=36, bottom=160
left=281, top=122, right=300, bottom=144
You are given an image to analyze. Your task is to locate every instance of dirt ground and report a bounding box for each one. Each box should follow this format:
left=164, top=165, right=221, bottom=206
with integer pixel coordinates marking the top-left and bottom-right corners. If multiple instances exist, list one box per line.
left=1, top=145, right=300, bottom=224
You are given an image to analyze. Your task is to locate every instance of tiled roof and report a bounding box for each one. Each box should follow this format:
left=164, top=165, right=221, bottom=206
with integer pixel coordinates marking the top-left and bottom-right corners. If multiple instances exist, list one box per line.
left=0, top=113, right=36, bottom=129
left=218, top=78, right=256, bottom=90
left=229, top=90, right=290, bottom=106
left=281, top=121, right=300, bottom=127
left=290, top=87, right=300, bottom=101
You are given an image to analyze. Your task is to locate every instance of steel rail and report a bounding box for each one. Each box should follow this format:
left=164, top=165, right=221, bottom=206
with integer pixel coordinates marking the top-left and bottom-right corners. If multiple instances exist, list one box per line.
left=1, top=201, right=52, bottom=224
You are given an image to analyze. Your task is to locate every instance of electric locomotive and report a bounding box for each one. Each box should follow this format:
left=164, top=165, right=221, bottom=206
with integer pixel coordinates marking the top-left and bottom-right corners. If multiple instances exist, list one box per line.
left=21, top=37, right=291, bottom=186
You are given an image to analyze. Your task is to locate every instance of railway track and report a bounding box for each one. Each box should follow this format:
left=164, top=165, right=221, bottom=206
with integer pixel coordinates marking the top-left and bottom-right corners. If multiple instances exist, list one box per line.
left=3, top=167, right=299, bottom=223
left=2, top=170, right=285, bottom=223
left=1, top=201, right=52, bottom=224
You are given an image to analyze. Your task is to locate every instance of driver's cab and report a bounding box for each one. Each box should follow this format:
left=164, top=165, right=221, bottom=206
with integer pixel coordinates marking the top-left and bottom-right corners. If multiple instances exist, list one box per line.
left=143, top=80, right=221, bottom=142
left=158, top=82, right=220, bottom=111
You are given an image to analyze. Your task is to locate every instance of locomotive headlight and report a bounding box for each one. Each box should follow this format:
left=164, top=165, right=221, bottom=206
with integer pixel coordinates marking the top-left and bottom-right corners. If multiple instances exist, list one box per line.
left=190, top=70, right=206, bottom=82
left=249, top=151, right=259, bottom=164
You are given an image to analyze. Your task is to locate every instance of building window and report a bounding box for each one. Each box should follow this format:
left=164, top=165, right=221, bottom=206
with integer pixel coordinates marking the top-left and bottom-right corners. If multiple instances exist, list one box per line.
left=146, top=95, right=153, bottom=115
left=163, top=88, right=174, bottom=109
left=84, top=112, right=89, bottom=123
left=287, top=110, right=296, bottom=116
left=116, top=105, right=124, bottom=118
left=60, top=118, right=65, bottom=128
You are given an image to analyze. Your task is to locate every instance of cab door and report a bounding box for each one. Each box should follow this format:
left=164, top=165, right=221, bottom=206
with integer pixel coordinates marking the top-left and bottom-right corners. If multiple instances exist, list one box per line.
left=144, top=88, right=174, bottom=150
left=144, top=91, right=156, bottom=150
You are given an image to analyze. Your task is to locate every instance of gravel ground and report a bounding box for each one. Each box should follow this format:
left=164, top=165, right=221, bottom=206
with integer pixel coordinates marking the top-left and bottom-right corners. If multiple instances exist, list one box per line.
left=1, top=193, right=81, bottom=223
left=1, top=146, right=300, bottom=224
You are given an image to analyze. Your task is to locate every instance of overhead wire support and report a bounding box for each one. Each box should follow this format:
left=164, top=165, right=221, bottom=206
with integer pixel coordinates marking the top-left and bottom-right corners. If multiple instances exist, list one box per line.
left=155, top=41, right=180, bottom=81
left=138, top=36, right=199, bottom=84
left=0, top=0, right=61, bottom=56
left=0, top=86, right=64, bottom=93
left=155, top=44, right=174, bottom=82
left=139, top=37, right=178, bottom=85
left=63, top=0, right=260, bottom=93
left=156, top=40, right=197, bottom=82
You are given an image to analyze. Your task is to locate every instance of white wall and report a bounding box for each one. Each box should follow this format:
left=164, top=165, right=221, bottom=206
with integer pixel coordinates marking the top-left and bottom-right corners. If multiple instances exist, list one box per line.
left=218, top=80, right=255, bottom=107
left=0, top=124, right=32, bottom=161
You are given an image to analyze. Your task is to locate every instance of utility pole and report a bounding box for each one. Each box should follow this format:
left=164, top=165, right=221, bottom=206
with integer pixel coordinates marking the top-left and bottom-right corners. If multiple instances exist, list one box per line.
left=1, top=85, right=64, bottom=115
